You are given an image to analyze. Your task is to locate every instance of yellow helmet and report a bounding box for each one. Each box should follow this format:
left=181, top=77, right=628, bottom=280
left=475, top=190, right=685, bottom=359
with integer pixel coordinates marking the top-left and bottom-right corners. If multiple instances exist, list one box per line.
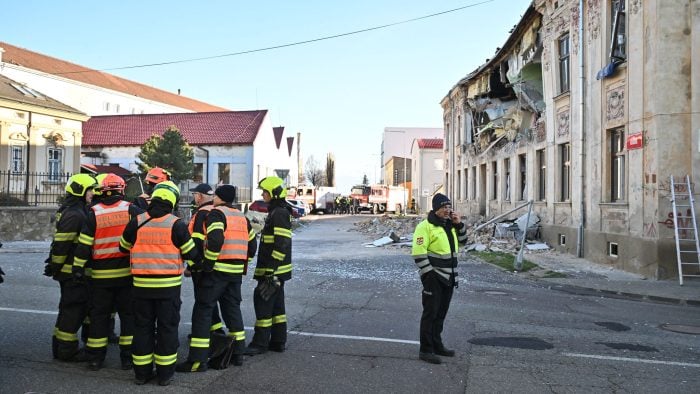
left=258, top=176, right=287, bottom=199
left=93, top=173, right=109, bottom=196
left=65, top=174, right=98, bottom=197
left=151, top=180, right=180, bottom=207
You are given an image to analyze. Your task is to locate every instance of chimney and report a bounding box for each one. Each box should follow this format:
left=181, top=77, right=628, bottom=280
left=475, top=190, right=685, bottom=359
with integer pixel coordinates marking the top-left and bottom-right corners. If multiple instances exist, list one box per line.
left=177, top=88, right=181, bottom=95
left=0, top=47, right=5, bottom=63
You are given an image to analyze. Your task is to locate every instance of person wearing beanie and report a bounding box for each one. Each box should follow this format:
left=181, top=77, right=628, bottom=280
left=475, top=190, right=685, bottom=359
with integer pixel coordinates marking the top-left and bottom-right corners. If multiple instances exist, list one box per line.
left=177, top=184, right=257, bottom=372
left=411, top=193, right=468, bottom=364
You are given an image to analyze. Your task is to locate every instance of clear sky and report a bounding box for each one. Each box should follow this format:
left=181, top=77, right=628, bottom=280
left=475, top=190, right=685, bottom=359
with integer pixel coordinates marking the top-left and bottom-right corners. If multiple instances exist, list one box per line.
left=3, top=0, right=530, bottom=193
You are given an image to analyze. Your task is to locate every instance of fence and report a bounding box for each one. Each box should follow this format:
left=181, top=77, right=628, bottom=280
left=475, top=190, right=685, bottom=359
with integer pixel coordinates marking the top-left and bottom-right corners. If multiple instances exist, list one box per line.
left=0, top=170, right=254, bottom=207
left=0, top=170, right=72, bottom=206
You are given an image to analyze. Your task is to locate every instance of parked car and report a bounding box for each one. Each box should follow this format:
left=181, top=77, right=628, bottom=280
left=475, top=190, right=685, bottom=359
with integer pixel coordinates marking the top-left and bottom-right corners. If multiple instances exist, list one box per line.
left=286, top=199, right=308, bottom=216
left=248, top=199, right=302, bottom=218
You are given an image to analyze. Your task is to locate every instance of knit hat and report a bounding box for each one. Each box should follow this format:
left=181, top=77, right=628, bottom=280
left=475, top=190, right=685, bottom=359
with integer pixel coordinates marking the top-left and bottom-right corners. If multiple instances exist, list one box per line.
left=215, top=184, right=237, bottom=203
left=432, top=193, right=451, bottom=211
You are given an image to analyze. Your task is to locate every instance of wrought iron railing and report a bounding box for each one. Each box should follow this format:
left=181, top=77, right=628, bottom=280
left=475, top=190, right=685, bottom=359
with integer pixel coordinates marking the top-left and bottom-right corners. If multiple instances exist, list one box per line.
left=0, top=170, right=72, bottom=206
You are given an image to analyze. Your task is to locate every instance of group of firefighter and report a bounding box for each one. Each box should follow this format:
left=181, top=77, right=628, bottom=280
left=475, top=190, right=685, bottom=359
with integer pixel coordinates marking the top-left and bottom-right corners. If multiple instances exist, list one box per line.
left=45, top=167, right=293, bottom=386
left=333, top=195, right=359, bottom=215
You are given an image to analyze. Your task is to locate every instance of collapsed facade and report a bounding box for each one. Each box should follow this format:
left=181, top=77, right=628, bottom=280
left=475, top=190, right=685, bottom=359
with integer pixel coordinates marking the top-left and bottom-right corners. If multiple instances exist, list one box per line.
left=441, top=0, right=699, bottom=278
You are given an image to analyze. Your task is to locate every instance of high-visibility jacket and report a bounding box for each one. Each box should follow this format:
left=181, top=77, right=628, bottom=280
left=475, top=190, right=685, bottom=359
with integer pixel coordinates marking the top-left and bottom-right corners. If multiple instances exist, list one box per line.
left=49, top=196, right=90, bottom=281
left=130, top=213, right=184, bottom=287
left=201, top=205, right=256, bottom=275
left=411, top=212, right=468, bottom=285
left=92, top=200, right=131, bottom=260
left=253, top=199, right=292, bottom=281
left=188, top=203, right=214, bottom=242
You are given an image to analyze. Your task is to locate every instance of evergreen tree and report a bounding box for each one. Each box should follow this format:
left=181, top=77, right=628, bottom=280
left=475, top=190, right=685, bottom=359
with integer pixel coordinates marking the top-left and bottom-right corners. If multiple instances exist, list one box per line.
left=137, top=126, right=194, bottom=183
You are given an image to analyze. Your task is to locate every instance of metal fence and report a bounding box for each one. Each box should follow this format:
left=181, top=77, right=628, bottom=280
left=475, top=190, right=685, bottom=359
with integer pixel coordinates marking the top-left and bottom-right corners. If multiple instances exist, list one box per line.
left=0, top=170, right=72, bottom=206
left=0, top=170, right=254, bottom=207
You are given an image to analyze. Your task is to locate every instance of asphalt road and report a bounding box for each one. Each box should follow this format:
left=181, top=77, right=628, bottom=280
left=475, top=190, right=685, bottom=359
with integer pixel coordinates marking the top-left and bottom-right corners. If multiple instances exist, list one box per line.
left=1, top=214, right=700, bottom=393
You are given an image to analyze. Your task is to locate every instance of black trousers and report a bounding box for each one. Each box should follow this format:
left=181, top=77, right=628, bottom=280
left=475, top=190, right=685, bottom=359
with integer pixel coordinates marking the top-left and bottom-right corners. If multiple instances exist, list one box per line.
left=250, top=280, right=286, bottom=348
left=192, top=273, right=223, bottom=331
left=86, top=284, right=134, bottom=361
left=53, top=279, right=89, bottom=360
left=419, top=271, right=454, bottom=353
left=132, top=292, right=181, bottom=381
left=187, top=272, right=244, bottom=362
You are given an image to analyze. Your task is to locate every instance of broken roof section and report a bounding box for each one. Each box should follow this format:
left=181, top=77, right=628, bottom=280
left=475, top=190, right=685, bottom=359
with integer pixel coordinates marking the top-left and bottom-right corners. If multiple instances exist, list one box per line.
left=444, top=3, right=543, bottom=157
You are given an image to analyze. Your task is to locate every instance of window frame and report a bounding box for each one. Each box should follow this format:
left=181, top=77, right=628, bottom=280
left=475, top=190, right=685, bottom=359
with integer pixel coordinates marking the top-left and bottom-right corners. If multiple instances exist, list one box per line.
left=558, top=33, right=570, bottom=94
left=537, top=149, right=546, bottom=201
left=609, top=0, right=627, bottom=63
left=47, top=147, right=64, bottom=181
left=11, top=145, right=25, bottom=173
left=559, top=143, right=571, bottom=202
left=610, top=128, right=626, bottom=202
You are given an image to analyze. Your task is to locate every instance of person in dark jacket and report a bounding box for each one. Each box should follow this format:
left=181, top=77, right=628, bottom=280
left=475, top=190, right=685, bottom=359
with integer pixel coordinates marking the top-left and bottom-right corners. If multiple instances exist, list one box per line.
left=411, top=193, right=468, bottom=365
left=119, top=181, right=200, bottom=386
left=177, top=184, right=257, bottom=372
left=73, top=173, right=144, bottom=371
left=133, top=167, right=171, bottom=210
left=44, top=173, right=98, bottom=361
left=245, top=177, right=292, bottom=355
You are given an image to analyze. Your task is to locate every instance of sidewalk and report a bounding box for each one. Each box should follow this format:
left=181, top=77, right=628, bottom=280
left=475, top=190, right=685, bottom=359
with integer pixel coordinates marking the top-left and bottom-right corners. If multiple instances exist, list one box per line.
left=522, top=251, right=700, bottom=307
left=2, top=240, right=699, bottom=307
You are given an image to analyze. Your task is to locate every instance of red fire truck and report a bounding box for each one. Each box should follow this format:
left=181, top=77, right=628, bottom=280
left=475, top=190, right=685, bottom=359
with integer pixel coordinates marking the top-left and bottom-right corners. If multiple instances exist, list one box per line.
left=350, top=184, right=407, bottom=214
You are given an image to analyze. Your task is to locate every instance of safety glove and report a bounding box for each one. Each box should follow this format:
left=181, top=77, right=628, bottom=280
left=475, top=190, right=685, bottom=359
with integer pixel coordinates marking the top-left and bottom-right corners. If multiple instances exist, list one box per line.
left=43, top=257, right=58, bottom=277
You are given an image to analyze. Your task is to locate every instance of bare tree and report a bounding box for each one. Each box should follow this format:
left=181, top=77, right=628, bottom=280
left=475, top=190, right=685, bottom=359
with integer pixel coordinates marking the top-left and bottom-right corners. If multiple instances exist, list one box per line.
left=304, top=155, right=325, bottom=186
left=325, top=153, right=335, bottom=187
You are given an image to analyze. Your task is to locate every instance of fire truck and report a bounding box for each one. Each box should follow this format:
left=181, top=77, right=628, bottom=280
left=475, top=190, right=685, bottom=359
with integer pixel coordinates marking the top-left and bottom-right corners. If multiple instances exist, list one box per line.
left=293, top=185, right=340, bottom=214
left=350, top=184, right=407, bottom=214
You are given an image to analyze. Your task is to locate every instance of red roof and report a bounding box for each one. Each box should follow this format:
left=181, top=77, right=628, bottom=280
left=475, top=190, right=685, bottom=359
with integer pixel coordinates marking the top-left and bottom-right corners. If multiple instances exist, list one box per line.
left=82, top=111, right=268, bottom=146
left=0, top=41, right=227, bottom=113
left=417, top=138, right=443, bottom=149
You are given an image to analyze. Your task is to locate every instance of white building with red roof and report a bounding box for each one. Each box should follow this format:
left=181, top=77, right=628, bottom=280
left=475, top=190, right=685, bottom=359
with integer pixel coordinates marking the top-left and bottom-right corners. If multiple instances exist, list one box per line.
left=411, top=138, right=444, bottom=213
left=81, top=111, right=298, bottom=201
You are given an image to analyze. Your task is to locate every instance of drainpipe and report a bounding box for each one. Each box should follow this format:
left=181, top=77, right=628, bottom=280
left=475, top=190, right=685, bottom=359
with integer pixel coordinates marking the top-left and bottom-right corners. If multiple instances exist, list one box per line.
left=576, top=0, right=586, bottom=257
left=197, top=146, right=210, bottom=184
left=24, top=112, right=32, bottom=203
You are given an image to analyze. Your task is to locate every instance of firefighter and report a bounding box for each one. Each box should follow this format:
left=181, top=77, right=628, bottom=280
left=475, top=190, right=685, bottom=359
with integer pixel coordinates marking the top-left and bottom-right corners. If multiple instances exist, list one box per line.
left=73, top=173, right=144, bottom=371
left=411, top=193, right=468, bottom=364
left=177, top=184, right=257, bottom=372
left=44, top=173, right=98, bottom=362
left=133, top=167, right=171, bottom=210
left=245, top=177, right=292, bottom=355
left=185, top=183, right=224, bottom=336
left=119, top=181, right=200, bottom=386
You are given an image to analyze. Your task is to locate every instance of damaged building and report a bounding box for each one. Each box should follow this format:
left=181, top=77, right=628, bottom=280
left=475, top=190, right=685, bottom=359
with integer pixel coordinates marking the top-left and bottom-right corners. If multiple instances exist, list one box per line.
left=441, top=0, right=699, bottom=279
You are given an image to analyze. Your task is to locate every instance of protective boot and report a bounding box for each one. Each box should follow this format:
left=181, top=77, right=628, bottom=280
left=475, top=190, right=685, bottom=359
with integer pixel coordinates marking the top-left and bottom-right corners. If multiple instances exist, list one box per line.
left=120, top=350, right=133, bottom=370
left=230, top=340, right=245, bottom=366
left=419, top=352, right=441, bottom=364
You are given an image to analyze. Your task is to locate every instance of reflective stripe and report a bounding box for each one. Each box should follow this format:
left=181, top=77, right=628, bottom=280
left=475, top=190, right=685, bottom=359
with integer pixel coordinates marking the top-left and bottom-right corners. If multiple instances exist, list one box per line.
left=54, top=232, right=77, bottom=242
left=191, top=232, right=206, bottom=240
left=78, top=233, right=94, bottom=246
left=227, top=330, right=245, bottom=341
left=189, top=337, right=210, bottom=348
left=428, top=252, right=452, bottom=260
left=133, top=276, right=182, bottom=288
left=119, top=335, right=133, bottom=346
left=154, top=353, right=177, bottom=366
left=272, top=314, right=287, bottom=324
left=133, top=353, right=154, bottom=366
left=413, top=253, right=428, bottom=260
left=275, top=264, right=292, bottom=275
left=207, top=222, right=225, bottom=232
left=213, top=206, right=248, bottom=261
left=210, top=322, right=223, bottom=331
left=131, top=263, right=183, bottom=271
left=271, top=250, right=285, bottom=261
left=262, top=235, right=274, bottom=243
left=87, top=337, right=109, bottom=349
left=180, top=238, right=195, bottom=254
left=92, top=201, right=130, bottom=260
left=130, top=213, right=184, bottom=277
left=52, top=255, right=66, bottom=264
left=73, top=256, right=88, bottom=267
left=119, top=237, right=133, bottom=250
left=255, top=267, right=274, bottom=276
left=54, top=328, right=78, bottom=342
left=204, top=249, right=220, bottom=261
left=419, top=266, right=433, bottom=275
left=91, top=267, right=131, bottom=279
left=255, top=318, right=272, bottom=328
left=273, top=227, right=292, bottom=238
left=94, top=236, right=122, bottom=245
left=213, top=262, right=245, bottom=274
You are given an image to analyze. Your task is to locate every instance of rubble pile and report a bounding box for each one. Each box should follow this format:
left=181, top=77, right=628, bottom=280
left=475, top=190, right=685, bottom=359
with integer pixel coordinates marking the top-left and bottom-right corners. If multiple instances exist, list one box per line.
left=354, top=213, right=552, bottom=256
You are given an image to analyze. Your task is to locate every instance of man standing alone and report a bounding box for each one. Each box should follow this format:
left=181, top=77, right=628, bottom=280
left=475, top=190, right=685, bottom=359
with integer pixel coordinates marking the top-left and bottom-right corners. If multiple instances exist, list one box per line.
left=411, top=193, right=467, bottom=364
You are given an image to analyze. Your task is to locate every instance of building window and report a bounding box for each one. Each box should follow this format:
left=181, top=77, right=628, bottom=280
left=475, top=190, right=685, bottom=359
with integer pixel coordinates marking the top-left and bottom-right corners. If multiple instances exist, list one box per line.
left=218, top=163, right=230, bottom=184
left=193, top=163, right=204, bottom=183
left=11, top=145, right=24, bottom=173
left=471, top=167, right=476, bottom=200
left=610, top=0, right=626, bottom=62
left=445, top=123, right=450, bottom=147
left=610, top=128, right=626, bottom=202
left=504, top=158, right=511, bottom=201
left=558, top=34, right=570, bottom=94
left=537, top=149, right=546, bottom=201
left=464, top=168, right=469, bottom=200
left=519, top=154, right=527, bottom=201
left=491, top=161, right=498, bottom=200
left=457, top=115, right=462, bottom=146
left=48, top=147, right=63, bottom=181
left=115, top=104, right=120, bottom=113
left=457, top=170, right=461, bottom=200
left=104, top=102, right=110, bottom=111
left=559, top=143, right=571, bottom=202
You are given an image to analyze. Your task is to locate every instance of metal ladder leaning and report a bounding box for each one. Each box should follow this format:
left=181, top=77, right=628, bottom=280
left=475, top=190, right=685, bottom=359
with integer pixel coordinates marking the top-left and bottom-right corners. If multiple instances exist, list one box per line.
left=670, top=175, right=700, bottom=285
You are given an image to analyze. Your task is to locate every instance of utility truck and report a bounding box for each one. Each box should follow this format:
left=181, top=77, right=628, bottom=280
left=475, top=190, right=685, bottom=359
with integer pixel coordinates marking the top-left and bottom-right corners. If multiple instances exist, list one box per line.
left=349, top=184, right=407, bottom=214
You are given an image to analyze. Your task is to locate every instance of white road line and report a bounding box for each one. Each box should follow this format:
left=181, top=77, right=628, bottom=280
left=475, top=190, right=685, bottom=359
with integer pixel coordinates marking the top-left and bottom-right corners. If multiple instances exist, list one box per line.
left=0, top=307, right=57, bottom=315
left=287, top=330, right=419, bottom=345
left=563, top=352, right=700, bottom=368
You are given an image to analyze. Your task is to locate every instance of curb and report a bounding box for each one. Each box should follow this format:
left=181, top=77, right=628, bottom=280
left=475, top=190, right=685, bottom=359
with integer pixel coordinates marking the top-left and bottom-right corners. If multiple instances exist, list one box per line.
left=545, top=282, right=700, bottom=307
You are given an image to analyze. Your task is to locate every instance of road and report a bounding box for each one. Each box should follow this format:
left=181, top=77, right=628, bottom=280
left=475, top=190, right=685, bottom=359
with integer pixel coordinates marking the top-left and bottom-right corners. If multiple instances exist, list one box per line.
left=1, top=214, right=699, bottom=393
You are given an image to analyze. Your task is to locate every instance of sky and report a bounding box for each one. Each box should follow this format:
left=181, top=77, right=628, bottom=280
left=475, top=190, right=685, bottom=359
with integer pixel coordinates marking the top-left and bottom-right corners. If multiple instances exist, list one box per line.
left=3, top=0, right=530, bottom=193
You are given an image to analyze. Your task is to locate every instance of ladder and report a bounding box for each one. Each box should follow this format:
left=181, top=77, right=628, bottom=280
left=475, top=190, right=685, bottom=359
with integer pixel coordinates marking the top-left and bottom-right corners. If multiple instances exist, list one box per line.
left=670, top=175, right=700, bottom=285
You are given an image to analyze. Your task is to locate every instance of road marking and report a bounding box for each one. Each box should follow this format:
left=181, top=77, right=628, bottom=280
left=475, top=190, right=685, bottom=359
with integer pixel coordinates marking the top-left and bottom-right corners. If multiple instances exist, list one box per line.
left=0, top=307, right=58, bottom=315
left=287, top=330, right=419, bottom=345
left=563, top=352, right=700, bottom=368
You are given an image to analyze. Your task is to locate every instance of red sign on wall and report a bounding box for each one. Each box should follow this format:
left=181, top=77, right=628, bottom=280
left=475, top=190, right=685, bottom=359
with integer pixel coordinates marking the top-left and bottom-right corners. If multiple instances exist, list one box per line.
left=626, top=132, right=643, bottom=150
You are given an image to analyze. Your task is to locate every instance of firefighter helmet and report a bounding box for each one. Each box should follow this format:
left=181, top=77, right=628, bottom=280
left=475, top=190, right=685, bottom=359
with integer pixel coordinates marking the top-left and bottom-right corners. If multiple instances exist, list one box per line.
left=65, top=174, right=98, bottom=197
left=93, top=173, right=108, bottom=196
left=258, top=176, right=287, bottom=199
left=151, top=181, right=180, bottom=207
left=145, top=167, right=171, bottom=185
left=100, top=173, right=126, bottom=193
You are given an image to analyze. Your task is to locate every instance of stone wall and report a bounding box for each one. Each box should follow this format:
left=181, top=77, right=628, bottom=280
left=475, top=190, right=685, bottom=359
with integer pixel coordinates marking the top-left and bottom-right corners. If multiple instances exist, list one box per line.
left=0, top=207, right=56, bottom=241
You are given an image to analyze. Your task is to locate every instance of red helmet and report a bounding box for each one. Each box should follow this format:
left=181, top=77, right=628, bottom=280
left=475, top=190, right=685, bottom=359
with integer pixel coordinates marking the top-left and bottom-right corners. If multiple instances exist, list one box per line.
left=145, top=167, right=171, bottom=185
left=101, top=173, right=125, bottom=192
